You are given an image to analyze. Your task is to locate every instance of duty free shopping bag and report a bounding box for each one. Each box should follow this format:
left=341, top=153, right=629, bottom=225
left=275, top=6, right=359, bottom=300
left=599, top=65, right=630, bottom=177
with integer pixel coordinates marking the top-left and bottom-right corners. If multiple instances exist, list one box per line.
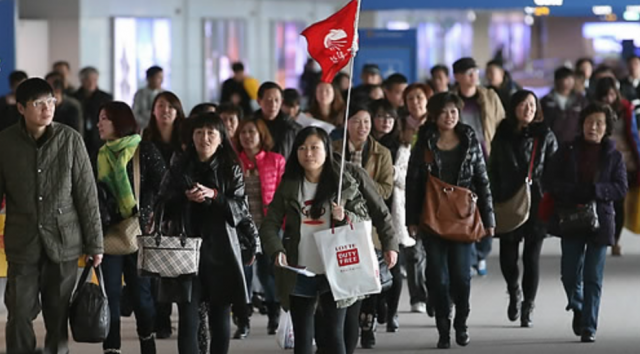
left=313, top=220, right=381, bottom=301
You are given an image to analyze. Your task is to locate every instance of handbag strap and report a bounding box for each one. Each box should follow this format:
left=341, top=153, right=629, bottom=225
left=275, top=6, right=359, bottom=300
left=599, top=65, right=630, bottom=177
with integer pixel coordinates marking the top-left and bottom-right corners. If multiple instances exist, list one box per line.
left=527, top=139, right=539, bottom=184
left=78, top=262, right=107, bottom=297
left=133, top=147, right=141, bottom=206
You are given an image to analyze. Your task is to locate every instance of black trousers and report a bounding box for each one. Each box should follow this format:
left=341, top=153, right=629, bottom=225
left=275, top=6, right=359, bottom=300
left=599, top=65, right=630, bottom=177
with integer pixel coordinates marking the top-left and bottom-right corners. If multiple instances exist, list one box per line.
left=499, top=234, right=544, bottom=303
left=614, top=198, right=625, bottom=244
left=403, top=239, right=428, bottom=305
left=5, top=255, right=77, bottom=354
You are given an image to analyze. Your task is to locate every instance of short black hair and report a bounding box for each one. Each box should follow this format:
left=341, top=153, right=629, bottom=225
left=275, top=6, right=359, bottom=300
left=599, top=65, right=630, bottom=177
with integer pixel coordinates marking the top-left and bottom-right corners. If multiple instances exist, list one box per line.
left=79, top=66, right=99, bottom=79
left=9, top=71, right=28, bottom=86
left=16, top=78, right=54, bottom=107
left=579, top=103, right=615, bottom=139
left=45, top=71, right=62, bottom=82
left=430, top=65, right=449, bottom=77
left=188, top=102, right=218, bottom=117
left=486, top=59, right=504, bottom=69
left=554, top=67, right=574, bottom=82
left=283, top=88, right=301, bottom=107
left=426, top=92, right=464, bottom=122
left=232, top=62, right=245, bottom=73
left=347, top=102, right=371, bottom=120
left=575, top=58, right=594, bottom=71
left=383, top=73, right=408, bottom=90
left=146, top=66, right=163, bottom=79
left=369, top=99, right=398, bottom=119
left=217, top=103, right=243, bottom=120
left=257, top=81, right=283, bottom=100
left=53, top=61, right=71, bottom=70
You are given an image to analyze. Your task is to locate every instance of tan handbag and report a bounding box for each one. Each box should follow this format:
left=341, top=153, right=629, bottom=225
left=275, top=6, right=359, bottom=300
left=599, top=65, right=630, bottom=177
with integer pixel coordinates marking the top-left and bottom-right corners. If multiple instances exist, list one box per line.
left=104, top=148, right=142, bottom=255
left=494, top=139, right=538, bottom=234
left=420, top=149, right=485, bottom=243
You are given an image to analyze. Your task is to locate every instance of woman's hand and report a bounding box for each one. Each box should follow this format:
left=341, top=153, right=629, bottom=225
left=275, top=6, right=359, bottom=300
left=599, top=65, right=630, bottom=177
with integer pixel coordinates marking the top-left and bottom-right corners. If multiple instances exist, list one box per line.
left=274, top=252, right=288, bottom=268
left=408, top=225, right=419, bottom=238
left=486, top=227, right=495, bottom=237
left=331, top=202, right=345, bottom=222
left=185, top=183, right=217, bottom=203
left=245, top=255, right=256, bottom=266
left=384, top=250, right=398, bottom=269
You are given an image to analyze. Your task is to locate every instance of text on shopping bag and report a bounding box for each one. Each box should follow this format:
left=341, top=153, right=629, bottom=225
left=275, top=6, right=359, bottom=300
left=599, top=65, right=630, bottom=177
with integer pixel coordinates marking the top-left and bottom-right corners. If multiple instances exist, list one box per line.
left=336, top=244, right=359, bottom=267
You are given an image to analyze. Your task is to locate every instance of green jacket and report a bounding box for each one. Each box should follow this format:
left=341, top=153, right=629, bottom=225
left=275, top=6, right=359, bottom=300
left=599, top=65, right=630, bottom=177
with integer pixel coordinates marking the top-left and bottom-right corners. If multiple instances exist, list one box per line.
left=259, top=161, right=399, bottom=310
left=0, top=120, right=103, bottom=264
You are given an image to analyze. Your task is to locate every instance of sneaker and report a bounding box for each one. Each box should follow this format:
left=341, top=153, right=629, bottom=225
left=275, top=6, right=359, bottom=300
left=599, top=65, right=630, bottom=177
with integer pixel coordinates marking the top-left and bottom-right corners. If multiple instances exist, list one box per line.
left=411, top=302, right=427, bottom=313
left=477, top=260, right=488, bottom=276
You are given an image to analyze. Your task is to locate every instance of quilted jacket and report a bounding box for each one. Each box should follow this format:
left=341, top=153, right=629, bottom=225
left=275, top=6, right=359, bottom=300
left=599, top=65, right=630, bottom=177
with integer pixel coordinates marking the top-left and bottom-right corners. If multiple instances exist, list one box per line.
left=0, top=120, right=103, bottom=264
left=453, top=85, right=505, bottom=154
left=405, top=122, right=496, bottom=229
left=238, top=150, right=286, bottom=216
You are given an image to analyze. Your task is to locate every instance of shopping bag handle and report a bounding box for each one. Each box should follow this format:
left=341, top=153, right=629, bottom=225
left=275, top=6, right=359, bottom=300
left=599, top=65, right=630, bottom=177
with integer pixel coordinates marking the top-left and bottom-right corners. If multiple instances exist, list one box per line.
left=78, top=260, right=107, bottom=297
left=330, top=215, right=353, bottom=234
left=151, top=203, right=189, bottom=247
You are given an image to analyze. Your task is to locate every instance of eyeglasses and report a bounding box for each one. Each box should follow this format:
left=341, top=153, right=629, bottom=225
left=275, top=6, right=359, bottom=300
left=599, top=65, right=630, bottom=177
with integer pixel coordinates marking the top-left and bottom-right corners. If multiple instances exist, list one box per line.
left=31, top=97, right=57, bottom=109
left=465, top=68, right=479, bottom=76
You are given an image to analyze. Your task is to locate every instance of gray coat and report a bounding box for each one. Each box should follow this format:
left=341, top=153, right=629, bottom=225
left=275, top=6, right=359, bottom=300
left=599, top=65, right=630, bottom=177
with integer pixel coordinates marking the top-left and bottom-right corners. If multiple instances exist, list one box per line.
left=0, top=120, right=103, bottom=264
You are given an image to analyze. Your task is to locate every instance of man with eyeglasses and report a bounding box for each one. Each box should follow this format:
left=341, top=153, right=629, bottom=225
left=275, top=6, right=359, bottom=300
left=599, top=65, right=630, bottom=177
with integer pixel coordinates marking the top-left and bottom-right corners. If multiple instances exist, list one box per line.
left=453, top=57, right=505, bottom=277
left=0, top=78, right=103, bottom=354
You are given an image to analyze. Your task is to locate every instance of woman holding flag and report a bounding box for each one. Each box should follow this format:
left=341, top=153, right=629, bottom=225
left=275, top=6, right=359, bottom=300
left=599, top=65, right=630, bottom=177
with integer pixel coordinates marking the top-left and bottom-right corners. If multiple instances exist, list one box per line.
left=259, top=126, right=398, bottom=354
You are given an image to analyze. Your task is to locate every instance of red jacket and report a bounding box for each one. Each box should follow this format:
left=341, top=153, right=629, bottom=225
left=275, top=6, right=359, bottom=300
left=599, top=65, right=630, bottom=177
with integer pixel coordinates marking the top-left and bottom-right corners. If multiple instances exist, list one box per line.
left=238, top=150, right=286, bottom=215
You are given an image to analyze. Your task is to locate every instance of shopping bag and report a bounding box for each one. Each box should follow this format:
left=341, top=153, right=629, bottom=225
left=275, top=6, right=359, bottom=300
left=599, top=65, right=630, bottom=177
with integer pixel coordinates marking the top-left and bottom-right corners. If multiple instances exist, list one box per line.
left=625, top=187, right=640, bottom=234
left=69, top=262, right=110, bottom=343
left=276, top=309, right=294, bottom=349
left=313, top=220, right=381, bottom=301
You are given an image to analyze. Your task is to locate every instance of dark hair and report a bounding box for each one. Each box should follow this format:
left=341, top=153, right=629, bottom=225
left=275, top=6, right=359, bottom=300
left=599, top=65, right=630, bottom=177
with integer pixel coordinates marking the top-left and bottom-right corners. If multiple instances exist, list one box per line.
left=593, top=64, right=614, bottom=78
left=257, top=81, right=283, bottom=100
left=143, top=91, right=186, bottom=151
left=426, top=92, right=464, bottom=122
left=146, top=66, right=163, bottom=79
left=575, top=58, right=594, bottom=71
left=430, top=65, right=449, bottom=77
left=347, top=102, right=371, bottom=120
left=189, top=102, right=218, bottom=117
left=9, top=71, right=28, bottom=86
left=53, top=61, right=71, bottom=70
left=627, top=55, right=640, bottom=64
left=579, top=103, right=615, bottom=139
left=283, top=88, right=301, bottom=107
left=45, top=71, right=62, bottom=82
left=486, top=59, right=504, bottom=69
left=16, top=78, right=53, bottom=107
left=402, top=83, right=434, bottom=107
left=554, top=67, right=574, bottom=82
left=383, top=73, right=408, bottom=90
left=284, top=127, right=337, bottom=219
left=79, top=66, right=99, bottom=79
left=370, top=99, right=400, bottom=140
left=234, top=118, right=275, bottom=153
left=333, top=72, right=350, bottom=85
left=308, top=82, right=346, bottom=126
left=99, top=101, right=140, bottom=138
left=594, top=77, right=622, bottom=113
left=232, top=62, right=245, bottom=73
left=507, top=90, right=543, bottom=124
left=51, top=78, right=65, bottom=92
left=188, top=112, right=239, bottom=165
left=217, top=103, right=243, bottom=120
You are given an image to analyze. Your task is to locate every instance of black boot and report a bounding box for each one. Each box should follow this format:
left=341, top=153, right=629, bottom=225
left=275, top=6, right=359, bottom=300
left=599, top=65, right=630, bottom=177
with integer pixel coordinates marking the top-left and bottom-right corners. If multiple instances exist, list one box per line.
left=140, top=334, right=156, bottom=354
left=454, top=315, right=470, bottom=347
left=508, top=288, right=522, bottom=322
left=360, top=313, right=376, bottom=349
left=426, top=296, right=435, bottom=318
left=266, top=302, right=281, bottom=335
left=521, top=301, right=534, bottom=328
left=436, top=318, right=451, bottom=349
left=572, top=309, right=582, bottom=336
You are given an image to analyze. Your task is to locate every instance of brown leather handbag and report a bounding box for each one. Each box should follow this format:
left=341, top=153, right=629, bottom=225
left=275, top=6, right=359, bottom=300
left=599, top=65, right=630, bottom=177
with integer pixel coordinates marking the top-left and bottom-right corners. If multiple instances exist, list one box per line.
left=420, top=149, right=486, bottom=243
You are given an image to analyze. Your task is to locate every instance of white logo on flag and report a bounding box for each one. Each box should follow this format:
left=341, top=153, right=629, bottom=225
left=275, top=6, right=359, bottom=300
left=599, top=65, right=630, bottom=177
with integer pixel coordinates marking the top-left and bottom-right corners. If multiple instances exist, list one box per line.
left=324, top=29, right=349, bottom=64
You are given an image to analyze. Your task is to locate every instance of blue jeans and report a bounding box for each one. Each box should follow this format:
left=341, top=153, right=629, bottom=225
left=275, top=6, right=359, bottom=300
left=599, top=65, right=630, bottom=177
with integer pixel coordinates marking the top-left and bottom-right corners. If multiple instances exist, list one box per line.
left=561, top=237, right=607, bottom=334
left=256, top=253, right=277, bottom=303
left=471, top=236, right=493, bottom=267
left=423, top=234, right=473, bottom=325
left=102, top=253, right=156, bottom=350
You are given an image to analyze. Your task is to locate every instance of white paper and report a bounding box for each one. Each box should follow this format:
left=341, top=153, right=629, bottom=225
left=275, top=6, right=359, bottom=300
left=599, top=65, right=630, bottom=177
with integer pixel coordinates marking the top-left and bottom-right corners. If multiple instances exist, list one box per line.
left=282, top=265, right=316, bottom=277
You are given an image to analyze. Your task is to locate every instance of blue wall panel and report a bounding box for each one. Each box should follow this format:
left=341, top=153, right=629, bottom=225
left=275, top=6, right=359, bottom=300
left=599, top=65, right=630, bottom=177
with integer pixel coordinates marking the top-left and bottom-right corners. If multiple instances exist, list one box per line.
left=0, top=0, right=16, bottom=96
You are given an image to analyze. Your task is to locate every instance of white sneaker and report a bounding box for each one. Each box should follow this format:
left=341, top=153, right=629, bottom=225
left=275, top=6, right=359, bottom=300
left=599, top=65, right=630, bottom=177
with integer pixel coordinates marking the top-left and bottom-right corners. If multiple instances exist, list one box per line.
left=411, top=302, right=427, bottom=313
left=477, top=260, right=487, bottom=276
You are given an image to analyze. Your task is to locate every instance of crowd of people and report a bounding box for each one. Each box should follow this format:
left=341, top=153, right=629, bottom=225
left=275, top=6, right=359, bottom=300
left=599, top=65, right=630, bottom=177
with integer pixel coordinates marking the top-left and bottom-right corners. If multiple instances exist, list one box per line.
left=0, top=53, right=638, bottom=354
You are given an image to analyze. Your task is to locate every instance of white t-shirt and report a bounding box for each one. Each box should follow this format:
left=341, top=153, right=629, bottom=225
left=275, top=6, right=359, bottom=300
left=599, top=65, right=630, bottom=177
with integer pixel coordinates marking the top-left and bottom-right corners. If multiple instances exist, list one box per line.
left=297, top=179, right=331, bottom=274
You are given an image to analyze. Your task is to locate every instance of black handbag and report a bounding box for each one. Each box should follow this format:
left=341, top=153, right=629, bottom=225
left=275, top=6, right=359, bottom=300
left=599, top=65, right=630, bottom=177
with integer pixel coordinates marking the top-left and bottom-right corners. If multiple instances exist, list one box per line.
left=376, top=250, right=393, bottom=292
left=69, top=262, right=110, bottom=343
left=558, top=201, right=600, bottom=235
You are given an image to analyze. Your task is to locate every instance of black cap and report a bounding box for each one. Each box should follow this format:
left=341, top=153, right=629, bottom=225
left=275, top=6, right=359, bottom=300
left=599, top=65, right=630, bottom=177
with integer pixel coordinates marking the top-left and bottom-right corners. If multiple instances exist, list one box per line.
left=362, top=64, right=381, bottom=75
left=453, top=57, right=477, bottom=74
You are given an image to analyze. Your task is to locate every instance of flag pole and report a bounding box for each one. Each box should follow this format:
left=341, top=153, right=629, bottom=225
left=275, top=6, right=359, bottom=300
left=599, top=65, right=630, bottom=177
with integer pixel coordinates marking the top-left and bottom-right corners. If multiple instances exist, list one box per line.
left=337, top=0, right=361, bottom=204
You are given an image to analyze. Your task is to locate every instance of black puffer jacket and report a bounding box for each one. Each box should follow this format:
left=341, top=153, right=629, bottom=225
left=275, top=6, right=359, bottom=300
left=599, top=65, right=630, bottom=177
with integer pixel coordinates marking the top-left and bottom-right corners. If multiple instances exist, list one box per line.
left=254, top=110, right=302, bottom=160
left=406, top=122, right=495, bottom=229
left=489, top=119, right=558, bottom=205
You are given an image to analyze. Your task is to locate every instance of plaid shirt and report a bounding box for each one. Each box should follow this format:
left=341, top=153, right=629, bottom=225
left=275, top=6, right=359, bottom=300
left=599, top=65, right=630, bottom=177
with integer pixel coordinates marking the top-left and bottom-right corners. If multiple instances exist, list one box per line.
left=348, top=140, right=364, bottom=167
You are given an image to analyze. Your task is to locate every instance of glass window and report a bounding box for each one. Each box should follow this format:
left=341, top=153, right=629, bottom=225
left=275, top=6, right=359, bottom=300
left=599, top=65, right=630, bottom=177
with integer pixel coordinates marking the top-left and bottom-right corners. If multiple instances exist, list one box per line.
left=273, top=21, right=307, bottom=90
left=203, top=19, right=248, bottom=102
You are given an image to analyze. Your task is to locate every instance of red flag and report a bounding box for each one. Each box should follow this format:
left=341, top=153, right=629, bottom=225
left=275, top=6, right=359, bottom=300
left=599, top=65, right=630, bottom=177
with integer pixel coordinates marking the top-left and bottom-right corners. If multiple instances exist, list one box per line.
left=302, top=0, right=358, bottom=83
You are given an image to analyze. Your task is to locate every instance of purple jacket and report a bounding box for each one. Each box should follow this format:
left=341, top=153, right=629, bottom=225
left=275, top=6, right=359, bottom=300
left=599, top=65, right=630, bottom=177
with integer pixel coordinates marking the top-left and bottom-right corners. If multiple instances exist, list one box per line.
left=543, top=138, right=628, bottom=245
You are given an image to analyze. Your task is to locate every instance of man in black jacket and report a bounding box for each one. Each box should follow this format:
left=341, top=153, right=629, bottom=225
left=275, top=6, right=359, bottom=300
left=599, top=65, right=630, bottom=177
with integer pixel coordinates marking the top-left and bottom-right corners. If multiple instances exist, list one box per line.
left=254, top=82, right=301, bottom=160
left=620, top=55, right=640, bottom=115
left=72, top=66, right=113, bottom=164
